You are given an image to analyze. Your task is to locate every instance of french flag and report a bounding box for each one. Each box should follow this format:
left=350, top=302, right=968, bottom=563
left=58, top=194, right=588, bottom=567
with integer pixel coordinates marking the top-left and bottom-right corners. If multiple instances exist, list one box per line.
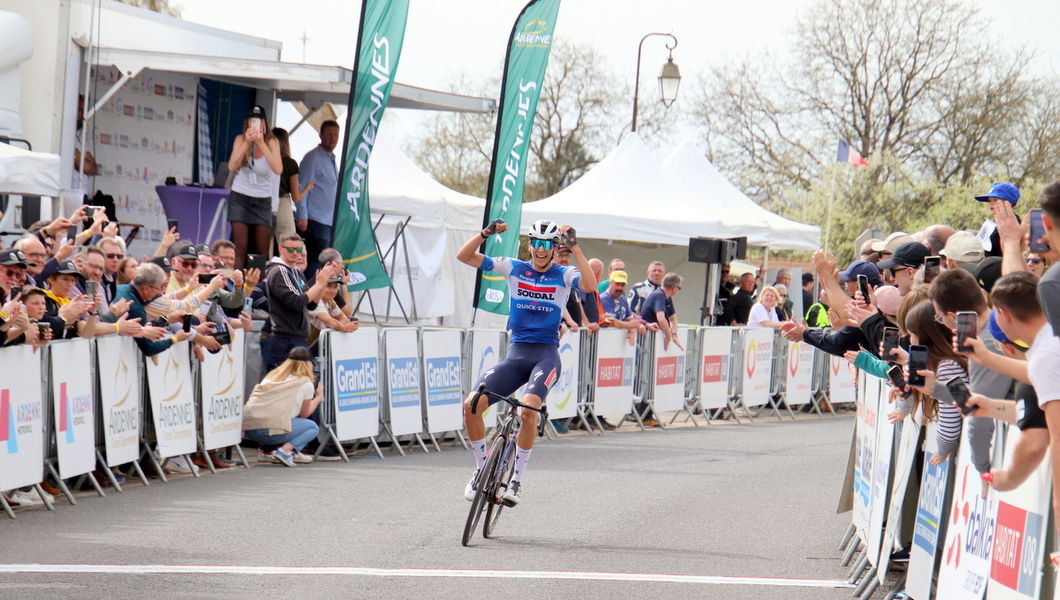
left=836, top=139, right=868, bottom=167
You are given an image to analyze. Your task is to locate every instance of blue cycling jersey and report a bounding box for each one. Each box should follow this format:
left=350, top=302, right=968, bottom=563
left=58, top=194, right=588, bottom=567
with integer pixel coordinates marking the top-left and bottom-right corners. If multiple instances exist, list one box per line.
left=480, top=256, right=580, bottom=345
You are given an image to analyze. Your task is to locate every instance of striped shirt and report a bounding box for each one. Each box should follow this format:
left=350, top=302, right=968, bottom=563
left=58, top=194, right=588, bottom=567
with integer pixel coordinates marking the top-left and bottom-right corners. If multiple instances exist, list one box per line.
left=933, top=359, right=967, bottom=460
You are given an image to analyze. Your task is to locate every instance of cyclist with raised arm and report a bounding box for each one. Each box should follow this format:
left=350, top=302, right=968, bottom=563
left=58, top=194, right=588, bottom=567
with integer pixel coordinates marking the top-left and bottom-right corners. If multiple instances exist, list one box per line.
left=456, top=219, right=597, bottom=506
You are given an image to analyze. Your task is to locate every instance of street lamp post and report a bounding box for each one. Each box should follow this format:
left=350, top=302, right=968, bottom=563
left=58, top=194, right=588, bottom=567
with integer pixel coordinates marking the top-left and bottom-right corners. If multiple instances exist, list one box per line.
left=631, top=32, right=681, bottom=132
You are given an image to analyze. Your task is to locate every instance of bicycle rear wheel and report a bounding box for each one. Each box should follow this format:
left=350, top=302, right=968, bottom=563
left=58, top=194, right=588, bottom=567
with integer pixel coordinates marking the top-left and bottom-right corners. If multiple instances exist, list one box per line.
left=483, top=441, right=516, bottom=538
left=461, top=435, right=505, bottom=546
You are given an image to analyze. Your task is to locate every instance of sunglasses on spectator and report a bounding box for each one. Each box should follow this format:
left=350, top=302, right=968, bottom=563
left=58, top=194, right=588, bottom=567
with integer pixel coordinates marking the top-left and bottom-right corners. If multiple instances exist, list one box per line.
left=178, top=259, right=198, bottom=268
left=530, top=239, right=555, bottom=250
left=1026, top=258, right=1043, bottom=265
left=282, top=245, right=305, bottom=253
left=105, top=253, right=123, bottom=260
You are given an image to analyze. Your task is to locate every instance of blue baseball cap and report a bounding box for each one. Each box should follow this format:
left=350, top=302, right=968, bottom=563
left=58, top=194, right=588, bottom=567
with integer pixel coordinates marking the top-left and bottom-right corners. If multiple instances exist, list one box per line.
left=838, top=259, right=881, bottom=286
left=974, top=182, right=1020, bottom=205
left=988, top=310, right=1029, bottom=350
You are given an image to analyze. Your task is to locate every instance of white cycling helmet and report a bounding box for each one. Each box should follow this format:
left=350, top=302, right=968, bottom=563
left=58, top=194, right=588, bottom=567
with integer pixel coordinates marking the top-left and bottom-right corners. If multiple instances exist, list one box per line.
left=527, top=219, right=560, bottom=241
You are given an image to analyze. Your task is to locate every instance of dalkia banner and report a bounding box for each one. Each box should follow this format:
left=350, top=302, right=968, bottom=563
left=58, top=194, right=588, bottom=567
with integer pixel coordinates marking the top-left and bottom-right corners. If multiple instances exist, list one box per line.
left=473, top=0, right=562, bottom=315
left=331, top=0, right=410, bottom=291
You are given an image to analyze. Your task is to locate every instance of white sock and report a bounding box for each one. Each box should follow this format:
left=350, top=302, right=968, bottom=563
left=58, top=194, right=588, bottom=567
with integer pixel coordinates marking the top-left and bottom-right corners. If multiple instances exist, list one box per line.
left=512, top=447, right=532, bottom=484
left=470, top=439, right=487, bottom=470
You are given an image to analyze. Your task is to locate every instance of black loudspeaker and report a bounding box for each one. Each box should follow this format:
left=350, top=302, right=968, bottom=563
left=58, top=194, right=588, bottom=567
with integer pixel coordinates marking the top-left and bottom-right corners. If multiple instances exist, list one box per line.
left=729, top=237, right=747, bottom=260
left=689, top=237, right=727, bottom=264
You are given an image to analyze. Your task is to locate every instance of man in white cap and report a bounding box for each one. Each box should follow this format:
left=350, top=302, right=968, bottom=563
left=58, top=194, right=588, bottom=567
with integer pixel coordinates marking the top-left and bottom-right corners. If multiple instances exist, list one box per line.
left=939, top=230, right=985, bottom=271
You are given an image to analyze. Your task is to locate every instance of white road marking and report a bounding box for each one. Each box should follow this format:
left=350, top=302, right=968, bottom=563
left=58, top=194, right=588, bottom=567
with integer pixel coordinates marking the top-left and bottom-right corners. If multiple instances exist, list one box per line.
left=0, top=564, right=853, bottom=588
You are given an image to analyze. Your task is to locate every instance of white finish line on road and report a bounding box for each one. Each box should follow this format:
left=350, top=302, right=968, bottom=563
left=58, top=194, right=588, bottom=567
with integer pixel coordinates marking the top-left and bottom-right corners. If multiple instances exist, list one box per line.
left=0, top=564, right=853, bottom=588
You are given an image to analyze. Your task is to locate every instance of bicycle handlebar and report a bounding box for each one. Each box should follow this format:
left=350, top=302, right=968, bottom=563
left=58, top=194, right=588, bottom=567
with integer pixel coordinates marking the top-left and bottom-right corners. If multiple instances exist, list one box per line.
left=472, top=384, right=549, bottom=437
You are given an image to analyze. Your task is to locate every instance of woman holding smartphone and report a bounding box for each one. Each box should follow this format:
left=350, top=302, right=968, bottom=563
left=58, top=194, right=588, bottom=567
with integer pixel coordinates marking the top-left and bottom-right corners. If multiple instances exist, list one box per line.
left=227, top=105, right=282, bottom=268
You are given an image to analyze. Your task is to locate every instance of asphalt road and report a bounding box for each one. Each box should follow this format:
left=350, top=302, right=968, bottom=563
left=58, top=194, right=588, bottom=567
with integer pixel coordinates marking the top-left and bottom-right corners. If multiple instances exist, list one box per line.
left=0, top=413, right=861, bottom=599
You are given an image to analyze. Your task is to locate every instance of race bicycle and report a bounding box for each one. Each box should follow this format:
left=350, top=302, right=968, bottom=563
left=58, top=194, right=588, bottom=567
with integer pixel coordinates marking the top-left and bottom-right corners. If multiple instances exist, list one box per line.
left=461, top=385, right=548, bottom=547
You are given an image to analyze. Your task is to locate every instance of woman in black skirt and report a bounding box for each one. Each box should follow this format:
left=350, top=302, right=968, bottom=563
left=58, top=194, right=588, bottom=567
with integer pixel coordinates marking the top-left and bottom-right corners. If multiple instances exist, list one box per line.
left=226, top=105, right=282, bottom=268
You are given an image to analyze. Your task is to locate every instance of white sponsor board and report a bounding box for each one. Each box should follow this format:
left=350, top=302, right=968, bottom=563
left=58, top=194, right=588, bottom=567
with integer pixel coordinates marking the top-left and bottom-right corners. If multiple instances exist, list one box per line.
left=330, top=328, right=381, bottom=442
left=697, top=327, right=732, bottom=410
left=383, top=328, right=423, bottom=437
left=866, top=377, right=894, bottom=567
left=739, top=327, right=773, bottom=408
left=0, top=345, right=45, bottom=491
left=593, top=328, right=635, bottom=416
left=783, top=341, right=814, bottom=406
left=874, top=396, right=919, bottom=580
left=853, top=373, right=879, bottom=538
left=550, top=330, right=580, bottom=419
left=937, top=432, right=1000, bottom=600
left=145, top=343, right=197, bottom=458
left=986, top=425, right=1050, bottom=600
left=51, top=339, right=96, bottom=479
left=200, top=329, right=245, bottom=451
left=421, top=329, right=464, bottom=434
left=97, top=336, right=142, bottom=467
left=469, top=330, right=504, bottom=428
left=829, top=353, right=856, bottom=404
left=907, top=423, right=950, bottom=600
left=651, top=328, right=688, bottom=413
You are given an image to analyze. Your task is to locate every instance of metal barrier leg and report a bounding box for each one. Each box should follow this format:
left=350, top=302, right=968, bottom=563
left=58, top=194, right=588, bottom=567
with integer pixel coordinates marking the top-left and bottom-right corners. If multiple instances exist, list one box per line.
left=841, top=540, right=862, bottom=566
left=413, top=433, right=430, bottom=453
left=380, top=423, right=404, bottom=456
left=197, top=439, right=217, bottom=475
left=96, top=450, right=123, bottom=493
left=858, top=576, right=880, bottom=600
left=0, top=494, right=15, bottom=519
left=85, top=471, right=105, bottom=497
left=847, top=552, right=868, bottom=582
left=837, top=522, right=856, bottom=552
left=233, top=445, right=250, bottom=468
left=46, top=463, right=76, bottom=505
left=427, top=432, right=442, bottom=452
left=455, top=430, right=470, bottom=450
left=368, top=436, right=385, bottom=459
left=141, top=442, right=168, bottom=483
left=853, top=566, right=876, bottom=595
left=34, top=484, right=56, bottom=511
left=129, top=458, right=150, bottom=486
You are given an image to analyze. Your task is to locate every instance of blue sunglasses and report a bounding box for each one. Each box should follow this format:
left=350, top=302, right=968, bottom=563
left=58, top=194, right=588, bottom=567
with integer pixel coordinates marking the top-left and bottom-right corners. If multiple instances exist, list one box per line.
left=530, top=239, right=555, bottom=250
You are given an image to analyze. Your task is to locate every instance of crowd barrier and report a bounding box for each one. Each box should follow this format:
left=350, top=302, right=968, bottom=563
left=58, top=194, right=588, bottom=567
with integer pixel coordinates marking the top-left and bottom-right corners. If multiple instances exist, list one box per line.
left=1, top=325, right=844, bottom=519
left=839, top=368, right=1057, bottom=600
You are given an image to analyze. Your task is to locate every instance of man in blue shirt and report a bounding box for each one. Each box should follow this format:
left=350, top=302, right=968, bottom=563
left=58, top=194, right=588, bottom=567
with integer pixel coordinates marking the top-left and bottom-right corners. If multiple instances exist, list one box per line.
left=600, top=269, right=644, bottom=345
left=456, top=219, right=596, bottom=506
left=641, top=272, right=684, bottom=351
left=296, top=120, right=341, bottom=277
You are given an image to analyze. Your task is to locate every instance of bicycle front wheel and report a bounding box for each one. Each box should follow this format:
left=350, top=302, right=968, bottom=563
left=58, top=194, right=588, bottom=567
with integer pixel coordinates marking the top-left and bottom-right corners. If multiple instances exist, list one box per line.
left=461, top=435, right=505, bottom=546
left=483, top=441, right=516, bottom=538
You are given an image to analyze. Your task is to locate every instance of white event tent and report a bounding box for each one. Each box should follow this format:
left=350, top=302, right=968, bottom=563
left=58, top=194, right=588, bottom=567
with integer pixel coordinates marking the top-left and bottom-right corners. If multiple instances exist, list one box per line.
left=661, top=140, right=820, bottom=252
left=0, top=142, right=59, bottom=196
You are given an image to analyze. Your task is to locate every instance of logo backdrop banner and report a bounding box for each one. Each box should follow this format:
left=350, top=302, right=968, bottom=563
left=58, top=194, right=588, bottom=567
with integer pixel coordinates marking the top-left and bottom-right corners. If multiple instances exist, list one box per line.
left=97, top=336, right=141, bottom=467
left=740, top=327, right=773, bottom=407
left=200, top=329, right=245, bottom=451
left=421, top=329, right=464, bottom=434
left=651, top=328, right=688, bottom=413
left=0, top=345, right=44, bottom=491
left=331, top=0, right=410, bottom=291
left=51, top=339, right=96, bottom=480
left=474, top=0, right=562, bottom=315
left=469, top=330, right=504, bottom=428
left=697, top=327, right=733, bottom=410
left=145, top=343, right=197, bottom=458
left=329, top=328, right=381, bottom=441
left=549, top=330, right=580, bottom=419
left=593, top=328, right=635, bottom=416
left=382, top=328, right=423, bottom=437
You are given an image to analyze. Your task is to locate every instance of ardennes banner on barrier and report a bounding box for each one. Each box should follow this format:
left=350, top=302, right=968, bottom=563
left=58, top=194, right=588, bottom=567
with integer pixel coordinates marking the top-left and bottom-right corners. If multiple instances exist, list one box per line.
left=421, top=329, right=464, bottom=434
left=145, top=343, right=197, bottom=458
left=331, top=0, right=410, bottom=291
left=550, top=329, right=580, bottom=419
left=829, top=353, right=856, bottom=404
left=907, top=436, right=951, bottom=600
left=866, top=377, right=894, bottom=568
left=97, top=336, right=141, bottom=467
left=469, top=330, right=504, bottom=428
left=853, top=373, right=879, bottom=538
left=51, top=339, right=96, bottom=480
left=937, top=432, right=1001, bottom=600
left=784, top=341, right=814, bottom=406
left=200, top=329, right=245, bottom=451
left=330, top=328, right=381, bottom=441
left=593, top=328, right=635, bottom=416
left=698, top=327, right=732, bottom=410
left=384, top=328, right=423, bottom=437
left=740, top=327, right=773, bottom=408
left=651, top=328, right=688, bottom=413
left=474, top=0, right=562, bottom=315
left=986, top=425, right=1050, bottom=600
left=0, top=345, right=45, bottom=491
left=876, top=408, right=922, bottom=584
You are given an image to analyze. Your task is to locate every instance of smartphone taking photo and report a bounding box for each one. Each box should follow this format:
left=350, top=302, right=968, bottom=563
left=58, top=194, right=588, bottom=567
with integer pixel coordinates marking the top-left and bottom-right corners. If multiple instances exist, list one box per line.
left=924, top=256, right=941, bottom=284
left=907, top=345, right=929, bottom=387
left=945, top=376, right=976, bottom=416
left=857, top=274, right=871, bottom=304
left=182, top=314, right=193, bottom=333
left=1030, top=208, right=1050, bottom=252
left=882, top=327, right=900, bottom=362
left=246, top=254, right=267, bottom=273
left=956, top=311, right=978, bottom=354
left=197, top=273, right=216, bottom=285
left=167, top=218, right=179, bottom=233
left=886, top=364, right=906, bottom=389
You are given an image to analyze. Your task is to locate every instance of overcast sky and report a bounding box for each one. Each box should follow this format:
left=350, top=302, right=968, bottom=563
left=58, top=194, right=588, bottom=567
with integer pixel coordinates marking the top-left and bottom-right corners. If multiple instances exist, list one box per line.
left=175, top=0, right=1060, bottom=160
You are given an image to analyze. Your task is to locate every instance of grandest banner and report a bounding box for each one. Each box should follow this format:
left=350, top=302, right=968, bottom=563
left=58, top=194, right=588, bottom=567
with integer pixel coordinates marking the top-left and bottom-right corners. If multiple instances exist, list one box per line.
left=331, top=0, right=410, bottom=291
left=474, top=0, right=562, bottom=315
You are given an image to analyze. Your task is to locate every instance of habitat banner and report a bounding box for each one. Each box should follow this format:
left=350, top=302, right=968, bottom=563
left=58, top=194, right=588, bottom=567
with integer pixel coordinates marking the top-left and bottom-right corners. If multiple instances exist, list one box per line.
left=331, top=0, right=410, bottom=291
left=474, top=0, right=562, bottom=315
